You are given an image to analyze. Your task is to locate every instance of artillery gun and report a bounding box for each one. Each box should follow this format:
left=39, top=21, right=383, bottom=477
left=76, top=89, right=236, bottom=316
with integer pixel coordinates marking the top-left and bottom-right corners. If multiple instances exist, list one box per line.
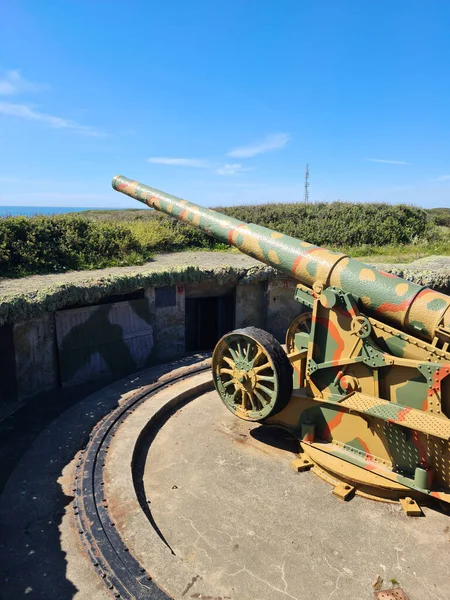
left=113, top=175, right=450, bottom=514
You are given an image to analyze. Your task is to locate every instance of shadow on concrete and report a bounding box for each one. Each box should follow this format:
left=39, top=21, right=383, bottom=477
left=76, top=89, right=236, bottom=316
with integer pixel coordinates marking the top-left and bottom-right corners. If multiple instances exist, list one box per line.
left=0, top=376, right=117, bottom=495
left=0, top=485, right=78, bottom=599
left=250, top=424, right=300, bottom=454
left=0, top=353, right=207, bottom=495
left=0, top=354, right=208, bottom=599
left=0, top=415, right=85, bottom=598
left=0, top=372, right=125, bottom=599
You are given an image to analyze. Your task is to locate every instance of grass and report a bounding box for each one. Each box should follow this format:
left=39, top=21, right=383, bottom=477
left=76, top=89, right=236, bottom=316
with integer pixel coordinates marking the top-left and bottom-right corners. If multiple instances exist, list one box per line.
left=342, top=226, right=450, bottom=263
left=0, top=203, right=448, bottom=278
left=79, top=208, right=450, bottom=263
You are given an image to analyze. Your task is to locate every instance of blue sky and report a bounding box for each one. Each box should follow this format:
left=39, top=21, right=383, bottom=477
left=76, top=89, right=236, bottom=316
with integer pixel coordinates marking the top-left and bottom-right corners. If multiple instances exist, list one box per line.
left=1, top=1, right=449, bottom=208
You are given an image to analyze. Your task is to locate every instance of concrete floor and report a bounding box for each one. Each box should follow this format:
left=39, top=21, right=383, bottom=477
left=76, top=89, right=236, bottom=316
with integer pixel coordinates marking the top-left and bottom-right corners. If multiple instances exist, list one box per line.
left=0, top=356, right=206, bottom=600
left=143, top=391, right=450, bottom=600
left=1, top=371, right=450, bottom=600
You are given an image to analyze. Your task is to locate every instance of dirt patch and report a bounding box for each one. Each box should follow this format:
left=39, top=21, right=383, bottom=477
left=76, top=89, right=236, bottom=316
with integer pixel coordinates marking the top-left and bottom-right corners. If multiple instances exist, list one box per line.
left=0, top=251, right=258, bottom=297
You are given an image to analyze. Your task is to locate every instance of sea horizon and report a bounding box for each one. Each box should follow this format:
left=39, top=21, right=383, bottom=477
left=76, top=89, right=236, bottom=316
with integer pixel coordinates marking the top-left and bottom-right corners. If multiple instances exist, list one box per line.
left=0, top=206, right=141, bottom=217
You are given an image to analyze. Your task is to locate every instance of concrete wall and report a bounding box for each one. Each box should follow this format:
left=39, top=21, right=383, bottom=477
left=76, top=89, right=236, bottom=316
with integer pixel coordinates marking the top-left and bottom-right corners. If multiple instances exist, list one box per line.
left=148, top=285, right=186, bottom=362
left=266, top=278, right=303, bottom=342
left=0, top=275, right=302, bottom=413
left=55, top=299, right=154, bottom=387
left=235, top=283, right=266, bottom=330
left=14, top=314, right=59, bottom=400
left=185, top=281, right=236, bottom=299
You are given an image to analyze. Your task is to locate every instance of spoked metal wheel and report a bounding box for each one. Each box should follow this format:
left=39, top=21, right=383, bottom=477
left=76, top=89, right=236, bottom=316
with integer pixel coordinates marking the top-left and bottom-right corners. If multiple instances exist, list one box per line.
left=212, top=327, right=293, bottom=422
left=285, top=312, right=312, bottom=353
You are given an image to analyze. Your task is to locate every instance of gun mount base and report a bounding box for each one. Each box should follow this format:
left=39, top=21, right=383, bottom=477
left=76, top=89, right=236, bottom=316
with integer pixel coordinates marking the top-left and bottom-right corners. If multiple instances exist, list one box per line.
left=299, top=443, right=426, bottom=505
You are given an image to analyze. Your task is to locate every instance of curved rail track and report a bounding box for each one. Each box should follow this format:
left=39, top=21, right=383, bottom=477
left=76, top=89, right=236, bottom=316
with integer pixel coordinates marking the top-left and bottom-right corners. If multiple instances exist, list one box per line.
left=73, top=363, right=211, bottom=600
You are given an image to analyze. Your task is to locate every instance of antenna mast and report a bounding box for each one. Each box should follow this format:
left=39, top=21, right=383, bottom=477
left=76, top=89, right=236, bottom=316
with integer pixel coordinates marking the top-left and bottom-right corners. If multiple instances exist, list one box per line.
left=304, top=164, right=310, bottom=203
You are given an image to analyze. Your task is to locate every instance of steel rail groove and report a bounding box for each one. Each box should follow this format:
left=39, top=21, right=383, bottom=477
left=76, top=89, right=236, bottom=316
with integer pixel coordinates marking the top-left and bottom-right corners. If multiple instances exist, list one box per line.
left=73, top=363, right=210, bottom=600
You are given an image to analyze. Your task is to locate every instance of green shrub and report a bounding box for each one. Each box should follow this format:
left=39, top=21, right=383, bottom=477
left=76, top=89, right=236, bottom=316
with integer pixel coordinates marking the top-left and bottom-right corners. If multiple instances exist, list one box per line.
left=82, top=202, right=432, bottom=248
left=217, top=202, right=430, bottom=247
left=127, top=212, right=221, bottom=252
left=0, top=201, right=444, bottom=278
left=427, top=207, right=450, bottom=227
left=0, top=215, right=146, bottom=277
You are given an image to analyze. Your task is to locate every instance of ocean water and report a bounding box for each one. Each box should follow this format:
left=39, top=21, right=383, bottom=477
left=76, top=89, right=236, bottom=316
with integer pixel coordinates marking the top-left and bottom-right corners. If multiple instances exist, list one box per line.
left=0, top=206, right=109, bottom=217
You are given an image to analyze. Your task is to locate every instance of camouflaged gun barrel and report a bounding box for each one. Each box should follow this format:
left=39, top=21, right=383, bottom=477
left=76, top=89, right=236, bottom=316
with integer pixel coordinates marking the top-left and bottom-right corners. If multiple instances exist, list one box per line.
left=112, top=175, right=450, bottom=343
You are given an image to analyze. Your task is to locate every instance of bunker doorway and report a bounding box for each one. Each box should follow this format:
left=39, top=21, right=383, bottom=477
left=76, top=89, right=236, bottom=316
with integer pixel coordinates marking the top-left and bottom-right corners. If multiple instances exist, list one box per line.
left=185, top=294, right=235, bottom=351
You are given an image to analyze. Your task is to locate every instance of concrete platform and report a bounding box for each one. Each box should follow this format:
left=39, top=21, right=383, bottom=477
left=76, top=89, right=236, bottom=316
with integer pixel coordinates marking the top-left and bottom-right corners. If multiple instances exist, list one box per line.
left=1, top=358, right=450, bottom=600
left=135, top=391, right=450, bottom=600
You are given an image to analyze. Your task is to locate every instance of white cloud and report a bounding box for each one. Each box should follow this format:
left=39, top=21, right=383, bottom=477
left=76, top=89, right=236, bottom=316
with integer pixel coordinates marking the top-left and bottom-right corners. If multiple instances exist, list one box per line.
left=147, top=158, right=253, bottom=175
left=367, top=158, right=411, bottom=165
left=0, top=69, right=103, bottom=135
left=228, top=133, right=291, bottom=158
left=216, top=163, right=252, bottom=175
left=431, top=175, right=450, bottom=182
left=0, top=101, right=103, bottom=136
left=0, top=69, right=47, bottom=96
left=147, top=157, right=209, bottom=168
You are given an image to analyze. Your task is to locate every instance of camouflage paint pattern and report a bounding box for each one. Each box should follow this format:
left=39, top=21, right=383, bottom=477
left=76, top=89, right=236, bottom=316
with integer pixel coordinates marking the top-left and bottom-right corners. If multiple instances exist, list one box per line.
left=55, top=298, right=154, bottom=385
left=113, top=175, right=450, bottom=507
left=112, top=175, right=450, bottom=344
left=270, top=286, right=450, bottom=504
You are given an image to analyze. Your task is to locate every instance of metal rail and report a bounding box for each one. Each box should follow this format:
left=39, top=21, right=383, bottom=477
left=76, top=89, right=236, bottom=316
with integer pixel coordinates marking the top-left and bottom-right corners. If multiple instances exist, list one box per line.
left=73, top=363, right=211, bottom=600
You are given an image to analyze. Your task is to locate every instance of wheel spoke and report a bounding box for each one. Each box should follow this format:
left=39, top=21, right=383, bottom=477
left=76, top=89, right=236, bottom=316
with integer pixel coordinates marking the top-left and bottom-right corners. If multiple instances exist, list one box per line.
left=242, top=390, right=255, bottom=410
left=222, top=355, right=235, bottom=368
left=236, top=340, right=244, bottom=359
left=247, top=391, right=257, bottom=411
left=256, top=383, right=276, bottom=400
left=254, top=389, right=269, bottom=408
left=229, top=389, right=238, bottom=404
left=250, top=348, right=264, bottom=367
left=228, top=345, right=239, bottom=362
left=256, top=374, right=275, bottom=383
left=223, top=379, right=235, bottom=389
left=253, top=361, right=271, bottom=373
left=220, top=368, right=234, bottom=376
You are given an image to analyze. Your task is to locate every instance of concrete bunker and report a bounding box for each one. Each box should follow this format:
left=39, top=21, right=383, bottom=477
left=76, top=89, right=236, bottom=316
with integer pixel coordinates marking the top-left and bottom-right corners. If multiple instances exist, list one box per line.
left=0, top=265, right=301, bottom=416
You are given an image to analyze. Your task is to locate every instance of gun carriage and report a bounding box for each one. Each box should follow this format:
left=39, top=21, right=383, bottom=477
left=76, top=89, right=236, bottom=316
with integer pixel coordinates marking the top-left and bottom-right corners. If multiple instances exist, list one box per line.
left=113, top=175, right=450, bottom=513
